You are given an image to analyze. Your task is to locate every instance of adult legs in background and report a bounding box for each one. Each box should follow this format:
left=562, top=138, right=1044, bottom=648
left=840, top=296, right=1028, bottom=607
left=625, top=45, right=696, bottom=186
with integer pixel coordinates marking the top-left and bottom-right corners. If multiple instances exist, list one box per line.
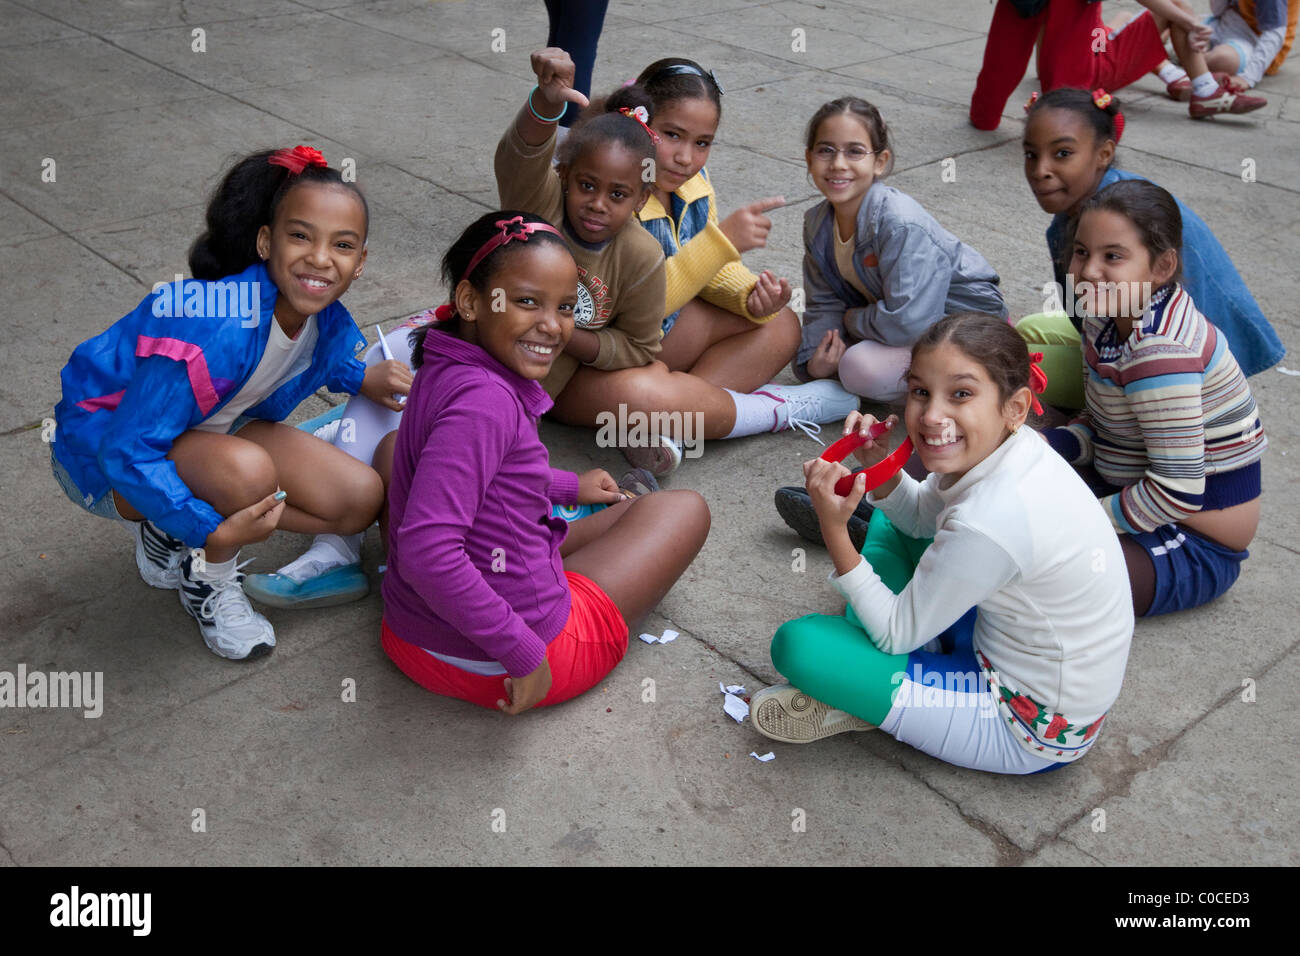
left=545, top=0, right=611, bottom=128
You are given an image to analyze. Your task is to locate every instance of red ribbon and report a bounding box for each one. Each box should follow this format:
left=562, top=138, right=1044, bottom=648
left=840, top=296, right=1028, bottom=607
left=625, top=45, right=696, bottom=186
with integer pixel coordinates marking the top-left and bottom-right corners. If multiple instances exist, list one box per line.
left=268, top=145, right=327, bottom=175
left=618, top=106, right=661, bottom=144
left=1028, top=351, right=1048, bottom=416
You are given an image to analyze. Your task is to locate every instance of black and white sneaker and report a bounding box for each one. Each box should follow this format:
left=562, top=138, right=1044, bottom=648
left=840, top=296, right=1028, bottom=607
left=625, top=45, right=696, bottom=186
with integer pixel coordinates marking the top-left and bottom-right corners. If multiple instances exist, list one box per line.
left=774, top=485, right=873, bottom=553
left=178, top=553, right=276, bottom=661
left=133, top=519, right=186, bottom=590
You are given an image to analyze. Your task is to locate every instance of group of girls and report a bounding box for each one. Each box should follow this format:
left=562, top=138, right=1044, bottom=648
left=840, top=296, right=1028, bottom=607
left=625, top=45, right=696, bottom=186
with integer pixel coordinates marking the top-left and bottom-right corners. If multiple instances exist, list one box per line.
left=51, top=43, right=1276, bottom=770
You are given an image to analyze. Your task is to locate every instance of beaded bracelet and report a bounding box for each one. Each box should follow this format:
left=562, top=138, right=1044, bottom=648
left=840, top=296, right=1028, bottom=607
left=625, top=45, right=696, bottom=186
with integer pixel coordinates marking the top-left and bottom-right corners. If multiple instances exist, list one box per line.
left=528, top=85, right=567, bottom=123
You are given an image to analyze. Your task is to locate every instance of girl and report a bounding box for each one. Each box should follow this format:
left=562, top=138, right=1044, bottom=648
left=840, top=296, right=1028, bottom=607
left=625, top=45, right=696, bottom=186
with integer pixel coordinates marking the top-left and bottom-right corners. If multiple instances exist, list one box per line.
left=1043, top=179, right=1267, bottom=617
left=635, top=57, right=802, bottom=395
left=379, top=211, right=710, bottom=714
left=52, top=146, right=409, bottom=660
left=1018, top=87, right=1284, bottom=407
left=752, top=314, right=1134, bottom=774
left=504, top=49, right=859, bottom=477
left=797, top=97, right=1008, bottom=404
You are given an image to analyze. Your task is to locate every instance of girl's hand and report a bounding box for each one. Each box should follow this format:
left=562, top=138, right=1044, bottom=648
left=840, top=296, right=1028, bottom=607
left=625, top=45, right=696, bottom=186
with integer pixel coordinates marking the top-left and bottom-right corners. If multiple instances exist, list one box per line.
left=803, top=457, right=867, bottom=531
left=206, top=489, right=287, bottom=554
left=806, top=329, right=846, bottom=379
left=498, top=658, right=553, bottom=715
left=747, top=270, right=792, bottom=317
left=530, top=48, right=590, bottom=114
left=1188, top=23, right=1213, bottom=52
left=359, top=359, right=413, bottom=412
left=577, top=468, right=623, bottom=505
left=1226, top=74, right=1250, bottom=92
left=844, top=411, right=899, bottom=467
left=719, top=196, right=784, bottom=253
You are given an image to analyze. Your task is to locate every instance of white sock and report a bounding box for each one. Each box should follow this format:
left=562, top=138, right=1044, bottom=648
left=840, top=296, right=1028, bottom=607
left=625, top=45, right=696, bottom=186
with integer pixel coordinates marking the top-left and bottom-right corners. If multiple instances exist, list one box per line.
left=724, top=389, right=780, bottom=438
left=193, top=554, right=237, bottom=581
left=1157, top=62, right=1187, bottom=84
left=276, top=533, right=362, bottom=582
left=1191, top=72, right=1219, bottom=97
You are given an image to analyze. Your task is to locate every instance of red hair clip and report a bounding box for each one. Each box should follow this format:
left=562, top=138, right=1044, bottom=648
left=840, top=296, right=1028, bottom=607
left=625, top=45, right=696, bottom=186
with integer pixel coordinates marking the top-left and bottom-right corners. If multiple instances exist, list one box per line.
left=618, top=106, right=661, bottom=144
left=1028, top=352, right=1049, bottom=416
left=1091, top=88, right=1112, bottom=109
left=1023, top=91, right=1040, bottom=113
left=460, top=215, right=563, bottom=283
left=268, top=145, right=327, bottom=175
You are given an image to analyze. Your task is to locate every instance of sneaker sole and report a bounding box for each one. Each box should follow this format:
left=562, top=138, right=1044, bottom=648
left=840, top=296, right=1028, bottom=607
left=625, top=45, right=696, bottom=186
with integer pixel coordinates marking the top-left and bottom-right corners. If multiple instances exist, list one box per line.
left=622, top=439, right=682, bottom=478
left=751, top=686, right=875, bottom=744
left=242, top=571, right=370, bottom=610
left=773, top=488, right=869, bottom=553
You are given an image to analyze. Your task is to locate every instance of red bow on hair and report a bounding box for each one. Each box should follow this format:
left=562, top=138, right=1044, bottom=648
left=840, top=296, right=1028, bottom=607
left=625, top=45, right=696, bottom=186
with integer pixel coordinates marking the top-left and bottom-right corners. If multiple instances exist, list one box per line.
left=433, top=303, right=455, bottom=322
left=1028, top=352, right=1049, bottom=416
left=268, top=145, right=327, bottom=174
left=1090, top=88, right=1125, bottom=142
left=618, top=106, right=661, bottom=144
left=1023, top=91, right=1040, bottom=113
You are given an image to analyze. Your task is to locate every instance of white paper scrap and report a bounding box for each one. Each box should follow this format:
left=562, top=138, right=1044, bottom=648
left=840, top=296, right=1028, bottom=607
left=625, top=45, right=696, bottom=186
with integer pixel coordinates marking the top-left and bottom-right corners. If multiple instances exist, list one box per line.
left=750, top=751, right=775, bottom=762
left=638, top=632, right=659, bottom=645
left=723, top=692, right=749, bottom=723
left=657, top=629, right=679, bottom=644
left=1276, top=366, right=1300, bottom=376
left=723, top=684, right=745, bottom=695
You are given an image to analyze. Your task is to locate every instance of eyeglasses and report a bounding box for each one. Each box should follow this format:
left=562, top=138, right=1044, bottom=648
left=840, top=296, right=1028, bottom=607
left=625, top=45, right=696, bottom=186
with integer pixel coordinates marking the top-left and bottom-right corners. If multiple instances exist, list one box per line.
left=811, top=145, right=876, bottom=163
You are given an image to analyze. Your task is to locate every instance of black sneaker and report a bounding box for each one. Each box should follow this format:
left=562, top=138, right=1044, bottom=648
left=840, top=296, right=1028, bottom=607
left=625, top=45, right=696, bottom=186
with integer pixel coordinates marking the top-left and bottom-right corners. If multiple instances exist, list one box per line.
left=774, top=485, right=873, bottom=553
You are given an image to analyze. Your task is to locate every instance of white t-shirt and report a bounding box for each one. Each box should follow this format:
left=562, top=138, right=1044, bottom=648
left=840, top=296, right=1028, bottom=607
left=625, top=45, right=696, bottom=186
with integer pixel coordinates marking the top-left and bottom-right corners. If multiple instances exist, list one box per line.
left=196, top=316, right=318, bottom=433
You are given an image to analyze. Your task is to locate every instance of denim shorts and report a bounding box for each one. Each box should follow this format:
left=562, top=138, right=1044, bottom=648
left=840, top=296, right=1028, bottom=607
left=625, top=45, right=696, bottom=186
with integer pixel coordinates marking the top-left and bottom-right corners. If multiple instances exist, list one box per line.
left=51, top=449, right=122, bottom=521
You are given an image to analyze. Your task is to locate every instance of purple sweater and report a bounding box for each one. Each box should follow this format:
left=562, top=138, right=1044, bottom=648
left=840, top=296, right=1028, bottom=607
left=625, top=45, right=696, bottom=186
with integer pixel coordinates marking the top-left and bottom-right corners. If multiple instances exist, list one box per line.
left=381, top=330, right=580, bottom=677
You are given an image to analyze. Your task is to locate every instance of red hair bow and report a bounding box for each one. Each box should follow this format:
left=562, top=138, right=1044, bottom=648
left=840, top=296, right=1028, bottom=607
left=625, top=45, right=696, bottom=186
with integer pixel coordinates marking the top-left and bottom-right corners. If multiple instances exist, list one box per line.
left=268, top=145, right=327, bottom=175
left=1023, top=91, right=1040, bottom=113
left=433, top=303, right=455, bottom=322
left=1090, top=88, right=1125, bottom=142
left=618, top=106, right=661, bottom=144
left=1028, top=352, right=1049, bottom=416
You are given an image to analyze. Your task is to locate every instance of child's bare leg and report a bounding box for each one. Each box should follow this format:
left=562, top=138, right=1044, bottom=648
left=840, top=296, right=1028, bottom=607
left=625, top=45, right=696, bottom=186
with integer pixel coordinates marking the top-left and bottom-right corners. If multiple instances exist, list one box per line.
left=658, top=300, right=800, bottom=391
left=561, top=489, right=710, bottom=629
left=688, top=307, right=801, bottom=391
left=372, top=429, right=398, bottom=552
left=1151, top=9, right=1211, bottom=77
left=235, top=421, right=383, bottom=536
left=1204, top=44, right=1241, bottom=74
left=550, top=361, right=739, bottom=438
left=114, top=429, right=280, bottom=562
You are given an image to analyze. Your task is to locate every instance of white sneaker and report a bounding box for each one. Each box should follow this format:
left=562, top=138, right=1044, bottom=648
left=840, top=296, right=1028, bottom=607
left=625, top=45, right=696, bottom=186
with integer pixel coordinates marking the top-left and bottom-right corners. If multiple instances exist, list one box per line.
left=178, top=554, right=276, bottom=660
left=754, top=381, right=861, bottom=444
left=751, top=683, right=875, bottom=743
left=133, top=519, right=186, bottom=590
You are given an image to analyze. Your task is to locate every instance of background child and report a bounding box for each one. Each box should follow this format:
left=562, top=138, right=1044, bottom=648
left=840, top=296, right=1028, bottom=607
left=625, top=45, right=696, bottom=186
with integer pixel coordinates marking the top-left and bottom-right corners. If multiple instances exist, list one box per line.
left=970, top=0, right=1265, bottom=128
left=380, top=211, right=710, bottom=713
left=508, top=49, right=858, bottom=477
left=753, top=314, right=1133, bottom=774
left=1157, top=0, right=1297, bottom=98
left=1042, top=179, right=1267, bottom=617
left=1018, top=87, right=1284, bottom=407
left=797, top=97, right=1007, bottom=402
left=52, top=147, right=408, bottom=660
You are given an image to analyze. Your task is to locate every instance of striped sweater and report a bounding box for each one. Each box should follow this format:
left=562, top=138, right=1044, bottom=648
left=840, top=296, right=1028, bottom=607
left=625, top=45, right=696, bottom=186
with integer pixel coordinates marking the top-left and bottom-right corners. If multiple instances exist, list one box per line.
left=1053, top=284, right=1266, bottom=534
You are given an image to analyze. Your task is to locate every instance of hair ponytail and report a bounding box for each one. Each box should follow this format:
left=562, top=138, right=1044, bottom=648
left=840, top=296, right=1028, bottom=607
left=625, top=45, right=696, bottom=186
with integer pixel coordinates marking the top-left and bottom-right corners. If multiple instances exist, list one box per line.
left=187, top=148, right=369, bottom=281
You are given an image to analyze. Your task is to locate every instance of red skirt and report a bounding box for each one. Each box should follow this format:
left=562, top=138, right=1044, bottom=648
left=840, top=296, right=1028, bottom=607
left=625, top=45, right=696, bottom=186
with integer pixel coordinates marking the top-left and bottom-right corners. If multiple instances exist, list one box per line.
left=381, top=571, right=628, bottom=709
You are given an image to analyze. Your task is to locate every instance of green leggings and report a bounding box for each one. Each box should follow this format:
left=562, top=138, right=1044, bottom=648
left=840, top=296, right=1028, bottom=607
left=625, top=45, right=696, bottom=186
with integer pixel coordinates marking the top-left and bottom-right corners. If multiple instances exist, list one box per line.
left=770, top=511, right=933, bottom=726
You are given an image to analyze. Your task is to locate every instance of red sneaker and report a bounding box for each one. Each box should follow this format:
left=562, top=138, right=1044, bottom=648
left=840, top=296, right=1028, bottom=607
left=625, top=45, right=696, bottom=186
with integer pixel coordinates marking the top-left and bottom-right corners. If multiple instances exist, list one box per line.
left=1189, top=82, right=1267, bottom=117
left=1167, top=72, right=1231, bottom=102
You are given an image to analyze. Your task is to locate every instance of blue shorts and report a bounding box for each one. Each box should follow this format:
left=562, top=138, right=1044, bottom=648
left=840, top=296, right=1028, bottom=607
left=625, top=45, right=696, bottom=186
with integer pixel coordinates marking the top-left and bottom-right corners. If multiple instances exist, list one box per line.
left=1129, top=524, right=1248, bottom=617
left=51, top=449, right=123, bottom=521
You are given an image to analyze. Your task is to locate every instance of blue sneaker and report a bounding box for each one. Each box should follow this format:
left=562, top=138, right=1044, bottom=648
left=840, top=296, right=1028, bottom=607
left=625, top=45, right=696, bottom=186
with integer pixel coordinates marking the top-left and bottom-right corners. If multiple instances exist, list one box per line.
left=242, top=563, right=369, bottom=609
